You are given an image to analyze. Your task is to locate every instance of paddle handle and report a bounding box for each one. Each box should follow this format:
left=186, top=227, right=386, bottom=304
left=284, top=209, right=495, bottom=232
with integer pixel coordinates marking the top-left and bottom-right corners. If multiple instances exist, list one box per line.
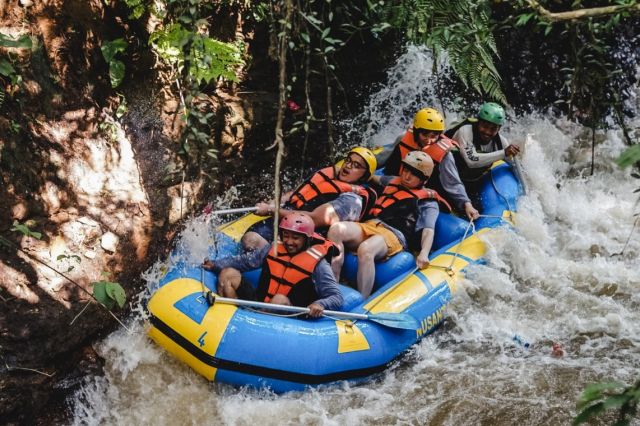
left=213, top=296, right=368, bottom=320
left=210, top=206, right=258, bottom=215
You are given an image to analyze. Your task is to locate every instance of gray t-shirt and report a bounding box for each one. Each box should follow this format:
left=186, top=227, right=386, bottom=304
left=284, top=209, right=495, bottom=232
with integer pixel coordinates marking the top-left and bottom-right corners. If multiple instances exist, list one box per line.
left=450, top=124, right=510, bottom=168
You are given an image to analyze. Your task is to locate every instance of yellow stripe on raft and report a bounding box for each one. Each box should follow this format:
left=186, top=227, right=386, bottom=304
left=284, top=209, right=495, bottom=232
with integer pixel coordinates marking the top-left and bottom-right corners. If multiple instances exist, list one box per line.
left=444, top=228, right=489, bottom=261
left=364, top=273, right=428, bottom=314
left=336, top=321, right=370, bottom=353
left=147, top=278, right=236, bottom=381
left=365, top=228, right=492, bottom=314
left=218, top=214, right=268, bottom=242
left=502, top=210, right=516, bottom=225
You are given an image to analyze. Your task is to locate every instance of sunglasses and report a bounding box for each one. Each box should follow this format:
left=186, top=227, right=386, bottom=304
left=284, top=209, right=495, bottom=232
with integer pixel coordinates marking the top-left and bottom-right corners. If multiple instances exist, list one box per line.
left=343, top=156, right=367, bottom=170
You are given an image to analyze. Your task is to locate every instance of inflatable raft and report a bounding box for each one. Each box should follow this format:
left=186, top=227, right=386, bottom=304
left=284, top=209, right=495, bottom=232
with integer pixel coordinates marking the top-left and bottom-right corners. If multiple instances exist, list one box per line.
left=147, top=161, right=522, bottom=392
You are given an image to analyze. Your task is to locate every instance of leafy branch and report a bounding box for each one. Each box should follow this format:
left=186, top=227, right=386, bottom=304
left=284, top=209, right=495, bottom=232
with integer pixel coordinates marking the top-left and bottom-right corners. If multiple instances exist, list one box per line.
left=527, top=0, right=640, bottom=22
left=381, top=0, right=507, bottom=104
left=101, top=38, right=128, bottom=88
left=574, top=380, right=640, bottom=425
left=149, top=7, right=245, bottom=188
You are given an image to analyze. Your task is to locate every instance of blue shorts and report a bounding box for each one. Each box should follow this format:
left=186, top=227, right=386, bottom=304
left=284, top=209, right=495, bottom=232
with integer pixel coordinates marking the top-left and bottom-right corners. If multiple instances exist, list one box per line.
left=329, top=192, right=363, bottom=222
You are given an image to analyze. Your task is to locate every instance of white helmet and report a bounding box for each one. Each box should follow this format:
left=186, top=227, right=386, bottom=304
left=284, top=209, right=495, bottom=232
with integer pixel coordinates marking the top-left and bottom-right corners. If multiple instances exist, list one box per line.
left=402, top=151, right=434, bottom=179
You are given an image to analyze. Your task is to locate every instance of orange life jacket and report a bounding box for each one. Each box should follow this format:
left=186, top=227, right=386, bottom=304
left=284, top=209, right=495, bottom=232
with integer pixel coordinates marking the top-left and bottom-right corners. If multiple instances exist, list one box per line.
left=398, top=130, right=459, bottom=164
left=367, top=177, right=450, bottom=249
left=288, top=167, right=373, bottom=217
left=369, top=177, right=451, bottom=218
left=260, top=237, right=336, bottom=304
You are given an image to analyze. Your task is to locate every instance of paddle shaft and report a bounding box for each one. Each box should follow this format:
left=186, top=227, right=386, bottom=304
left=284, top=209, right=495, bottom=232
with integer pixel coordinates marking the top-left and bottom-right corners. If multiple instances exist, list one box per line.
left=209, top=206, right=258, bottom=215
left=213, top=295, right=370, bottom=320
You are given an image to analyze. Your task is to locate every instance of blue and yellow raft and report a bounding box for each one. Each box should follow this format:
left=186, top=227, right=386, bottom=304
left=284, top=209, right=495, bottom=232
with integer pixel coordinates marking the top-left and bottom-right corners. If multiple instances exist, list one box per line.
left=147, top=161, right=521, bottom=392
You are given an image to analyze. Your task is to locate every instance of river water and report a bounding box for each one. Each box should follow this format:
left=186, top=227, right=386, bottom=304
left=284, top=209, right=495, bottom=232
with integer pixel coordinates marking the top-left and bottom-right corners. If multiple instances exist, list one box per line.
left=70, top=46, right=640, bottom=425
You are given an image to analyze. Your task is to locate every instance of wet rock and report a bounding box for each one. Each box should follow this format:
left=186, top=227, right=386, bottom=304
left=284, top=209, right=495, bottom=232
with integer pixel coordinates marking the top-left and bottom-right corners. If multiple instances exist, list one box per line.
left=100, top=231, right=119, bottom=253
left=48, top=235, right=67, bottom=261
left=589, top=244, right=603, bottom=257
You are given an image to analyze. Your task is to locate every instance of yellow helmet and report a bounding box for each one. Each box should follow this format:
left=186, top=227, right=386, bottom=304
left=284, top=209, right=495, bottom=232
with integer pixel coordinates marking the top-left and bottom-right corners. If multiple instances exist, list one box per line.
left=347, top=146, right=377, bottom=180
left=402, top=151, right=434, bottom=179
left=413, top=108, right=445, bottom=132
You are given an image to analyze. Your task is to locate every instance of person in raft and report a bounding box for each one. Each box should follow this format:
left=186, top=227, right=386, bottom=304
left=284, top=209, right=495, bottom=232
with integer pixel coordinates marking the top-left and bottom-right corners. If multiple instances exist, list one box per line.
left=202, top=213, right=343, bottom=317
left=444, top=102, right=520, bottom=204
left=375, top=107, right=479, bottom=220
left=327, top=151, right=448, bottom=298
left=242, top=146, right=378, bottom=251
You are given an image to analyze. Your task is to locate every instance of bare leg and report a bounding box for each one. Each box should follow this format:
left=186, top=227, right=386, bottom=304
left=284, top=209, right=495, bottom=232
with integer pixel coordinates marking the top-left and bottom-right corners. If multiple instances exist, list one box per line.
left=241, top=231, right=269, bottom=251
left=306, top=204, right=340, bottom=228
left=269, top=294, right=291, bottom=306
left=217, top=268, right=243, bottom=298
left=327, top=221, right=365, bottom=280
left=356, top=235, right=388, bottom=298
left=279, top=204, right=339, bottom=229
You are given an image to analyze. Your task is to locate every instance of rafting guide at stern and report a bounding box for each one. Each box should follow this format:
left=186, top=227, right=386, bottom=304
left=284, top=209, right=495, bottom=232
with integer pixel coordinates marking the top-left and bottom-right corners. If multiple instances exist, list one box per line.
left=445, top=102, right=521, bottom=204
left=202, top=213, right=343, bottom=317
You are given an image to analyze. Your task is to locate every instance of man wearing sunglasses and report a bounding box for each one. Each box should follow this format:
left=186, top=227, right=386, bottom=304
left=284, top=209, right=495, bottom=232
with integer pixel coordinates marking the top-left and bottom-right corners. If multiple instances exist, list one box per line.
left=376, top=108, right=479, bottom=221
left=241, top=147, right=378, bottom=251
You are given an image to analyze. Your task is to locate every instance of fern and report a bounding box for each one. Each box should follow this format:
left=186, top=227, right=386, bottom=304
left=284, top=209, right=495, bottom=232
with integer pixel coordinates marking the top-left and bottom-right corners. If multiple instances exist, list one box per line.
left=381, top=0, right=506, bottom=104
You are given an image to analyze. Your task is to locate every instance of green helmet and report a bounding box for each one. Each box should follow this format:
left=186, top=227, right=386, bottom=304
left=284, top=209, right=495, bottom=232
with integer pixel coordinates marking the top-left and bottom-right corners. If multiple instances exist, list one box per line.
left=478, top=102, right=505, bottom=126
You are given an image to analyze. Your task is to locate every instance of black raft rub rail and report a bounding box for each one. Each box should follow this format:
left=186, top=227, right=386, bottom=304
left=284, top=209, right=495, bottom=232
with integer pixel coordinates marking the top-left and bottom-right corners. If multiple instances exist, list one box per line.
left=150, top=314, right=394, bottom=384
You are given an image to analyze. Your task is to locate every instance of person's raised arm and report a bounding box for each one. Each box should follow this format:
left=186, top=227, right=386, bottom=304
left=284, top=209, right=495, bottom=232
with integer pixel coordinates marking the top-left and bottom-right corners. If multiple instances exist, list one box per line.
left=255, top=191, right=294, bottom=216
left=202, top=244, right=270, bottom=273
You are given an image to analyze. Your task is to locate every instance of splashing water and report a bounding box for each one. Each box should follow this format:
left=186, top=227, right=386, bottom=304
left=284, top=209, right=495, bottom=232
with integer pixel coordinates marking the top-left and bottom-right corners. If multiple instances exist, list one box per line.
left=70, top=46, right=640, bottom=425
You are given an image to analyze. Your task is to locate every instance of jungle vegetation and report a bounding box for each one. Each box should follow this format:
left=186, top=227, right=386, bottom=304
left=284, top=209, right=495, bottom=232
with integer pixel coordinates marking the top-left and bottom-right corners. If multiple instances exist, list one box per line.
left=1, top=0, right=639, bottom=422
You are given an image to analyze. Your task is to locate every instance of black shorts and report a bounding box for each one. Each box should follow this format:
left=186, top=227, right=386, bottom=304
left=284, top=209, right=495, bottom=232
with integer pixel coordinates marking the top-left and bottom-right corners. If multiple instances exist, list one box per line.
left=236, top=277, right=258, bottom=301
left=246, top=218, right=275, bottom=243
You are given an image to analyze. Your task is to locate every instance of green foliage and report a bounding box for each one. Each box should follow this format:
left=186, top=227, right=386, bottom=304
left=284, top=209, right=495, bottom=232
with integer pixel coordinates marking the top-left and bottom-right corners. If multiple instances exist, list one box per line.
left=9, top=120, right=20, bottom=134
left=149, top=1, right=246, bottom=188
left=381, top=0, right=506, bottom=104
left=92, top=276, right=127, bottom=309
left=56, top=254, right=81, bottom=272
left=0, top=33, right=32, bottom=49
left=11, top=220, right=42, bottom=240
left=101, top=38, right=128, bottom=88
left=123, top=0, right=146, bottom=19
left=150, top=23, right=243, bottom=84
left=511, top=0, right=634, bottom=129
left=574, top=380, right=640, bottom=425
left=0, top=32, right=33, bottom=105
left=616, top=145, right=640, bottom=169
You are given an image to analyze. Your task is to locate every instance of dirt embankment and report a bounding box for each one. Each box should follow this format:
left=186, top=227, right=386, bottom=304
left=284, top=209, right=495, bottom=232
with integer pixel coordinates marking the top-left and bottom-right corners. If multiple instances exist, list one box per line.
left=0, top=1, right=266, bottom=422
left=0, top=0, right=392, bottom=421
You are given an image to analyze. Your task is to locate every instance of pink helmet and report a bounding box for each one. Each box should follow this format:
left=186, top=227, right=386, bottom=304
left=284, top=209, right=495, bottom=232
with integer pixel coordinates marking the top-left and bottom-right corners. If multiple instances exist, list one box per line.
left=279, top=213, right=315, bottom=237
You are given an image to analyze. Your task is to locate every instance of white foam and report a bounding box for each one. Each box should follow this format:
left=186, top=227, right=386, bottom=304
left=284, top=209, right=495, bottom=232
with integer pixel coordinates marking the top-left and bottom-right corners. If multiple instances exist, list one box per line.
left=70, top=46, right=640, bottom=425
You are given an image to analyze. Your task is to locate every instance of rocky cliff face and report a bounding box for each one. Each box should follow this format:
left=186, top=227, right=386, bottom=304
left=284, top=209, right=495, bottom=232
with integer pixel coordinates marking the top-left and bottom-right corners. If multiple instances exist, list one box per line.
left=0, top=1, right=261, bottom=422
left=0, top=0, right=394, bottom=420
